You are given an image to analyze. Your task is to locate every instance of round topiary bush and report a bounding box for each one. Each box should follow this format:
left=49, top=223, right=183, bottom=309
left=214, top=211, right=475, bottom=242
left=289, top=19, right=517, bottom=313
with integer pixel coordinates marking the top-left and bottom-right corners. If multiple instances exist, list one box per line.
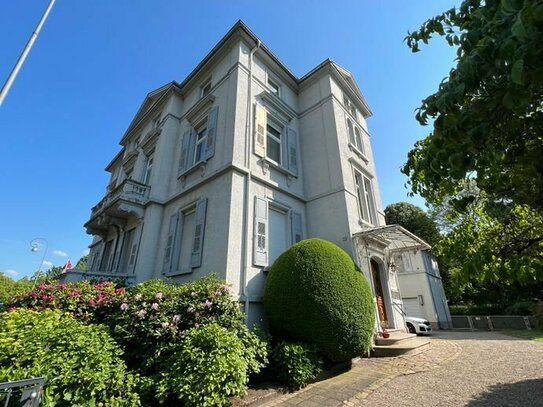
left=263, top=238, right=375, bottom=362
left=0, top=309, right=140, bottom=407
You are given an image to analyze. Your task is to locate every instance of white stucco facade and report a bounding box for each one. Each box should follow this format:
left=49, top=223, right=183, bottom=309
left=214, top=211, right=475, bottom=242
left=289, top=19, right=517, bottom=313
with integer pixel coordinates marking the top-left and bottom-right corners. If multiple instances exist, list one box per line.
left=69, top=21, right=441, bottom=331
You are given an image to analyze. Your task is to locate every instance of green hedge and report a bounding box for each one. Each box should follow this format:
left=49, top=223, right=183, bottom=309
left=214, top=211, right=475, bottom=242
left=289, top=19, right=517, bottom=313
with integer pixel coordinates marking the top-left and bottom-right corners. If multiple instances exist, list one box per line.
left=0, top=309, right=140, bottom=407
left=264, top=238, right=375, bottom=362
left=271, top=341, right=322, bottom=389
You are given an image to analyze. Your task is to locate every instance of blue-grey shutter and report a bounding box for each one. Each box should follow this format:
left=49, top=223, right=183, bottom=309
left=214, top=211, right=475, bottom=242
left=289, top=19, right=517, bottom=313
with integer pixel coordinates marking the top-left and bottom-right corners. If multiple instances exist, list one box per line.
left=205, top=106, right=218, bottom=160
left=422, top=251, right=435, bottom=276
left=191, top=198, right=207, bottom=268
left=162, top=213, right=179, bottom=274
left=126, top=223, right=143, bottom=274
left=291, top=211, right=303, bottom=244
left=253, top=197, right=268, bottom=266
left=91, top=243, right=104, bottom=271
left=111, top=233, right=124, bottom=272
left=186, top=130, right=196, bottom=169
left=178, top=129, right=191, bottom=174
left=287, top=127, right=298, bottom=175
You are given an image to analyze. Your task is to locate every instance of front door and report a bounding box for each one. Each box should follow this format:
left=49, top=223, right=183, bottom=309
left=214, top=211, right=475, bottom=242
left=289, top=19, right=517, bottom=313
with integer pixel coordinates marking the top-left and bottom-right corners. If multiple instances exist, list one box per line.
left=371, top=259, right=388, bottom=325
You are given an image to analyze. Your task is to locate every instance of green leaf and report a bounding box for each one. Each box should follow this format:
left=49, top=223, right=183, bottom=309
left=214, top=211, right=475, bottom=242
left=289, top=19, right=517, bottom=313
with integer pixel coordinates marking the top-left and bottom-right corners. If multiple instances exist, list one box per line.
left=511, top=15, right=526, bottom=38
left=511, top=59, right=524, bottom=84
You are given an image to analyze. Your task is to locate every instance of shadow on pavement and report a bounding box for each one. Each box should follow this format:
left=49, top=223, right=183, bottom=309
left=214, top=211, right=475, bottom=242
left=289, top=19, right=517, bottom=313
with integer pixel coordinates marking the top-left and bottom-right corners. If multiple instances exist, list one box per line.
left=431, top=330, right=534, bottom=341
left=466, top=378, right=543, bottom=406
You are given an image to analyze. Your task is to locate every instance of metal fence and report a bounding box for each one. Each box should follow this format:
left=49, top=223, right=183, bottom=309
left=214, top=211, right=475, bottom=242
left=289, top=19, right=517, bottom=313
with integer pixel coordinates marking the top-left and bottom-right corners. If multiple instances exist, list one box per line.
left=0, top=377, right=44, bottom=407
left=451, top=315, right=538, bottom=331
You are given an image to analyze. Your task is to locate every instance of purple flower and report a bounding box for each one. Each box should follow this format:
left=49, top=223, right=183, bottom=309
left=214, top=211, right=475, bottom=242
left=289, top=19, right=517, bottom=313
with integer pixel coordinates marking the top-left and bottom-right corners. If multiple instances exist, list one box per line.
left=155, top=292, right=164, bottom=301
left=120, top=303, right=129, bottom=311
left=203, top=299, right=212, bottom=309
left=151, top=302, right=159, bottom=311
left=136, top=309, right=147, bottom=319
left=172, top=314, right=181, bottom=323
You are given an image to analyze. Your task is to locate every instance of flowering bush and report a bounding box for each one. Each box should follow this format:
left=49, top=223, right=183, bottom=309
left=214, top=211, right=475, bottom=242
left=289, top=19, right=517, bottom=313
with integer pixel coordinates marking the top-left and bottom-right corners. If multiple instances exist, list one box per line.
left=9, top=281, right=126, bottom=324
left=0, top=309, right=140, bottom=407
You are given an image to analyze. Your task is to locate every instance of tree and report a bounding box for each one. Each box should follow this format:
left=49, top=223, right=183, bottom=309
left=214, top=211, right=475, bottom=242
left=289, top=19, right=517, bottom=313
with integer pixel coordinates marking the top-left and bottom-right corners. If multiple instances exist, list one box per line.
left=403, top=0, right=543, bottom=211
left=384, top=202, right=441, bottom=246
left=75, top=254, right=88, bottom=270
left=0, top=275, right=32, bottom=305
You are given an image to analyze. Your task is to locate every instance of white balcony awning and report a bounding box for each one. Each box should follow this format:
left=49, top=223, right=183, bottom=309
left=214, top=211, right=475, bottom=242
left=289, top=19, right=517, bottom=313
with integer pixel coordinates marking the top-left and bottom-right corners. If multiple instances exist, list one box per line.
left=353, top=224, right=431, bottom=253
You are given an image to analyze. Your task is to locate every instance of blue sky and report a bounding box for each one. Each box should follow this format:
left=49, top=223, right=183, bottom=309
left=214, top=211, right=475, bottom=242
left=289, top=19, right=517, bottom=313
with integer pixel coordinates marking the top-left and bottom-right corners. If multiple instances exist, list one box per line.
left=0, top=0, right=458, bottom=279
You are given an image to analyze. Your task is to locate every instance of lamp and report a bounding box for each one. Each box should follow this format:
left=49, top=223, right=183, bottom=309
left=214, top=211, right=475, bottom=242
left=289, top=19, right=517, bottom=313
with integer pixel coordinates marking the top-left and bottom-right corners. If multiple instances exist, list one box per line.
left=30, top=238, right=48, bottom=289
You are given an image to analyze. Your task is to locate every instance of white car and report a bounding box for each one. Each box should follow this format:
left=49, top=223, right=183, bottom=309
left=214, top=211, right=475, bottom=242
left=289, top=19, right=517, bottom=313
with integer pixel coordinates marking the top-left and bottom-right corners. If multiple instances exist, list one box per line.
left=405, top=316, right=432, bottom=335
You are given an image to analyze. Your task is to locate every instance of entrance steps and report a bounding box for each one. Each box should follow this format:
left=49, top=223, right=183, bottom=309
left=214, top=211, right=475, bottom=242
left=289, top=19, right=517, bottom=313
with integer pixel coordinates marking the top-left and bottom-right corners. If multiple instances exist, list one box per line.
left=372, top=330, right=430, bottom=357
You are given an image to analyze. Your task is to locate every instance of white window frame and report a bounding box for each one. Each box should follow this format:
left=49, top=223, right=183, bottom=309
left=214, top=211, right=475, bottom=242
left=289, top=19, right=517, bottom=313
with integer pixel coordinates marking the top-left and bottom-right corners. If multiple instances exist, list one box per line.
left=267, top=76, right=281, bottom=97
left=143, top=155, right=153, bottom=185
left=266, top=119, right=282, bottom=165
left=354, top=168, right=377, bottom=225
left=194, top=121, right=208, bottom=165
left=200, top=77, right=212, bottom=98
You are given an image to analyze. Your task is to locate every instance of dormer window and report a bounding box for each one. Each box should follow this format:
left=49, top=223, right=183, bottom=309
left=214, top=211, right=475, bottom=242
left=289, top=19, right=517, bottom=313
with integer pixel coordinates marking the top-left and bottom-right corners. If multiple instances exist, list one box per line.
left=267, top=77, right=281, bottom=97
left=200, top=78, right=212, bottom=98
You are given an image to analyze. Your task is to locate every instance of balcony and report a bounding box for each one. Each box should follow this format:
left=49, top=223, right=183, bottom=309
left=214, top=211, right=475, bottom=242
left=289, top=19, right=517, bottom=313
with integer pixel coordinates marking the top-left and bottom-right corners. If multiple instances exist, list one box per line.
left=85, top=179, right=150, bottom=235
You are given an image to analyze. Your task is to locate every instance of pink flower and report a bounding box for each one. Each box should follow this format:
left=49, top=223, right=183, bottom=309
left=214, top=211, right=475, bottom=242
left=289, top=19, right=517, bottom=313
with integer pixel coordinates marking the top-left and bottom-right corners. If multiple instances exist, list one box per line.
left=120, top=303, right=129, bottom=311
left=151, top=303, right=159, bottom=311
left=172, top=314, right=181, bottom=323
left=88, top=299, right=96, bottom=306
left=203, top=299, right=212, bottom=309
left=155, top=292, right=164, bottom=300
left=136, top=309, right=147, bottom=319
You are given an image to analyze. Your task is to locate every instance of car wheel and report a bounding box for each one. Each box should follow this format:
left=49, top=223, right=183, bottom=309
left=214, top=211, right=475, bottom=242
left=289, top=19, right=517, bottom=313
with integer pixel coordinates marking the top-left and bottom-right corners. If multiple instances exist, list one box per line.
left=406, top=322, right=416, bottom=334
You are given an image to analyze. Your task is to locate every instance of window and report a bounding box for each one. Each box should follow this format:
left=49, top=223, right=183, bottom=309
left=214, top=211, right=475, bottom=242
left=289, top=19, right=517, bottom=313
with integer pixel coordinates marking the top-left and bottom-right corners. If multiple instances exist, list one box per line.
left=354, top=170, right=377, bottom=225
left=266, top=122, right=282, bottom=164
left=163, top=198, right=207, bottom=274
left=267, top=77, right=280, bottom=96
left=99, top=240, right=113, bottom=271
left=346, top=118, right=366, bottom=155
left=142, top=155, right=153, bottom=185
left=194, top=125, right=208, bottom=164
left=118, top=228, right=135, bottom=272
left=354, top=127, right=365, bottom=154
left=200, top=78, right=212, bottom=98
left=152, top=114, right=161, bottom=129
left=343, top=94, right=358, bottom=120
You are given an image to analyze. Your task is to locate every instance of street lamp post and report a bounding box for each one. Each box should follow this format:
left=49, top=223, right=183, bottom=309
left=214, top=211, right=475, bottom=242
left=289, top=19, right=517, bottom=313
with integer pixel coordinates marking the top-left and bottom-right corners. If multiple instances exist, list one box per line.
left=30, top=238, right=48, bottom=289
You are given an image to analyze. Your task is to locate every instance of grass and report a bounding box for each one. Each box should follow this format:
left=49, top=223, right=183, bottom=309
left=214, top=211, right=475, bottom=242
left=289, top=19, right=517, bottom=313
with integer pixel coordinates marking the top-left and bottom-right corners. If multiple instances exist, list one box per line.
left=501, top=327, right=543, bottom=342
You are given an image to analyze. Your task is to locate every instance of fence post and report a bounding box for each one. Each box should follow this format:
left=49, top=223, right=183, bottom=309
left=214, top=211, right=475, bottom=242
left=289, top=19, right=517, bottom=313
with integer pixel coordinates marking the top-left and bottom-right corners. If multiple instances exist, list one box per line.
left=487, top=316, right=494, bottom=331
left=468, top=316, right=474, bottom=331
left=523, top=316, right=532, bottom=330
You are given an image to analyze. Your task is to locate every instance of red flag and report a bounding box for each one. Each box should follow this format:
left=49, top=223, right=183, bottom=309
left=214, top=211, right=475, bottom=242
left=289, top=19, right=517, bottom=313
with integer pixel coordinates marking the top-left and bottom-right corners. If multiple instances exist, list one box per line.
left=63, top=259, right=72, bottom=273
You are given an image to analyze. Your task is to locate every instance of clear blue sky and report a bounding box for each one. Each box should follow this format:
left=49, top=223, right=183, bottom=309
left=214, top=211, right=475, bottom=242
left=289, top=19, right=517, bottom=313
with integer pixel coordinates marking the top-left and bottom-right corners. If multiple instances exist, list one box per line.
left=0, top=0, right=458, bottom=279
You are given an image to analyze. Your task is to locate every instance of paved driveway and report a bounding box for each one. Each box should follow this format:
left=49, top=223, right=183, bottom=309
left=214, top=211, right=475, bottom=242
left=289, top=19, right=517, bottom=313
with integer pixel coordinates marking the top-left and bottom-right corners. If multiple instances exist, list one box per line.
left=362, top=331, right=543, bottom=407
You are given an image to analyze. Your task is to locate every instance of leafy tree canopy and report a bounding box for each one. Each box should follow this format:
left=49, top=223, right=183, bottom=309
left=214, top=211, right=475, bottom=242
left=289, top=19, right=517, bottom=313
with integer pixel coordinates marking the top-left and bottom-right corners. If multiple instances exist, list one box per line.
left=384, top=202, right=441, bottom=246
left=75, top=254, right=88, bottom=270
left=403, top=0, right=543, bottom=211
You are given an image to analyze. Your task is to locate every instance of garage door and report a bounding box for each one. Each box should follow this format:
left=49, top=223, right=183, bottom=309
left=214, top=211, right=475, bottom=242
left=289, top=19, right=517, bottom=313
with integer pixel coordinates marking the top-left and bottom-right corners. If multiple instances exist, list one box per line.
left=402, top=298, right=425, bottom=319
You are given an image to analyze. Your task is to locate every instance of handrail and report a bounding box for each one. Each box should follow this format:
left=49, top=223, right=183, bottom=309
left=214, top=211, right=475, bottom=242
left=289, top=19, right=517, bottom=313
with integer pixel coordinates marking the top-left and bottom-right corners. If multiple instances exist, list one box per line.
left=0, top=377, right=45, bottom=407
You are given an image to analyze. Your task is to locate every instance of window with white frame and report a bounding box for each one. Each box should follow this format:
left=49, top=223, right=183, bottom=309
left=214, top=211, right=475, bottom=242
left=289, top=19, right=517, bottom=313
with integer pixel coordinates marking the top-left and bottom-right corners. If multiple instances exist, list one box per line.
left=266, top=121, right=282, bottom=164
left=267, top=76, right=281, bottom=96
left=200, top=78, right=212, bottom=98
left=354, top=126, right=365, bottom=154
left=194, top=123, right=208, bottom=164
left=346, top=118, right=365, bottom=155
left=143, top=155, right=153, bottom=185
left=344, top=94, right=358, bottom=120
left=354, top=169, right=377, bottom=225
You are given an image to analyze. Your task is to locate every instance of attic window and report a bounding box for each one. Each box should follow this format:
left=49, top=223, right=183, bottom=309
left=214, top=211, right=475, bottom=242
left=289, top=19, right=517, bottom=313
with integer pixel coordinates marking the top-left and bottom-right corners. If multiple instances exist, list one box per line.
left=153, top=114, right=161, bottom=129
left=343, top=94, right=358, bottom=120
left=267, top=77, right=281, bottom=97
left=200, top=78, right=212, bottom=98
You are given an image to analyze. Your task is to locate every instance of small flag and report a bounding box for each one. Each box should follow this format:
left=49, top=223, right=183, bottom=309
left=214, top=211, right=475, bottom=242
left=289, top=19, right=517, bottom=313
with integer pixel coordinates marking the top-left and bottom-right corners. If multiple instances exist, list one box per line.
left=63, top=259, right=72, bottom=273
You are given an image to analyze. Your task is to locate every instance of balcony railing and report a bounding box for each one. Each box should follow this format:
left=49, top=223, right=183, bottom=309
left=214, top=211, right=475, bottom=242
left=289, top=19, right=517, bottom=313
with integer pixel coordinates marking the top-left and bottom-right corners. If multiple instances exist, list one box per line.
left=90, top=179, right=150, bottom=219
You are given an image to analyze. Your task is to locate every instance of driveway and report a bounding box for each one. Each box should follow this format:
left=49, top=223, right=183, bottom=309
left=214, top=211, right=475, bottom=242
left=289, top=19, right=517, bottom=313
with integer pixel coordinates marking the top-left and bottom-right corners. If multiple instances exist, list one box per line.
left=362, top=331, right=543, bottom=407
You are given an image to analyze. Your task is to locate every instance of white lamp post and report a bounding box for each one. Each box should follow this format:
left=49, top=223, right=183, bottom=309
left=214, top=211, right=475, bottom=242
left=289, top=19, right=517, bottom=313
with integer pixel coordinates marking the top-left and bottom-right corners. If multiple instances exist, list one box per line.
left=30, top=238, right=48, bottom=289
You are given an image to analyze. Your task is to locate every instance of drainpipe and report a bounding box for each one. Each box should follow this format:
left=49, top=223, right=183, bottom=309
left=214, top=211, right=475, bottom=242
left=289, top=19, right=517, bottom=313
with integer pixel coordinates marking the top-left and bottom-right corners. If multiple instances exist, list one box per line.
left=241, top=40, right=261, bottom=322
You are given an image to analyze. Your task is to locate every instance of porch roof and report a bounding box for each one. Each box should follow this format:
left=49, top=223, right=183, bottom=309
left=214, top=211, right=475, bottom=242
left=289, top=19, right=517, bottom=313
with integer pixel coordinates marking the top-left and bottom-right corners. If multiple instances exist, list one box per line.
left=352, top=224, right=431, bottom=253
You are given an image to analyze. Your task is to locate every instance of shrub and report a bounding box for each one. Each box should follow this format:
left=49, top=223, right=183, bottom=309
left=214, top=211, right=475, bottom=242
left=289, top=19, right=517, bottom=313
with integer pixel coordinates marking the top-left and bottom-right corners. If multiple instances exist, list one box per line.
left=0, top=275, right=32, bottom=306
left=157, top=323, right=265, bottom=407
left=9, top=281, right=126, bottom=323
left=271, top=342, right=322, bottom=389
left=0, top=309, right=140, bottom=407
left=264, top=238, right=375, bottom=362
left=505, top=301, right=537, bottom=316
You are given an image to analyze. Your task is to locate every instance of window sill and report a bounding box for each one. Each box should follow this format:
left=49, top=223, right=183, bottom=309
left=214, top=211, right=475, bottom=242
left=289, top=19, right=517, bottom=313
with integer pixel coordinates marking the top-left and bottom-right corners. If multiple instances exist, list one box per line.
left=358, top=218, right=376, bottom=228
left=178, top=160, right=207, bottom=180
left=260, top=157, right=297, bottom=179
left=163, top=269, right=193, bottom=277
left=348, top=144, right=369, bottom=162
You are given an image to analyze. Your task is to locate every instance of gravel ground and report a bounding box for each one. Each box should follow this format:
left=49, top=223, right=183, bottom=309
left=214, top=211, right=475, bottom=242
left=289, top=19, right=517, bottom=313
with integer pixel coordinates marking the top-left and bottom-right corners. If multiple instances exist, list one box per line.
left=361, top=331, right=543, bottom=407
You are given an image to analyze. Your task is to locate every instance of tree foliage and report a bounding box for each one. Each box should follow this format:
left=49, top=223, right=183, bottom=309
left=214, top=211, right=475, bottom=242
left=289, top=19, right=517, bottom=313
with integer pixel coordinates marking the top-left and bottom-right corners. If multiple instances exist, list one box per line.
left=75, top=254, right=88, bottom=270
left=384, top=202, right=441, bottom=245
left=403, top=0, right=543, bottom=211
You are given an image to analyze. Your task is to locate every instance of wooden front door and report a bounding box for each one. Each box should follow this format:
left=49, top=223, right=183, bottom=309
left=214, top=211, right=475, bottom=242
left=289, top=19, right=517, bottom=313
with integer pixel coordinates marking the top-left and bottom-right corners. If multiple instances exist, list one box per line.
left=371, top=260, right=388, bottom=324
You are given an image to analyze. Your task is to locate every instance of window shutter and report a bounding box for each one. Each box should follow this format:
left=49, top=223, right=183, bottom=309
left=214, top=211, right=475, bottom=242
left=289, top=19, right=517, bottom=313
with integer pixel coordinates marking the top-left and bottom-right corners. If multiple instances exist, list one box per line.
left=127, top=223, right=143, bottom=274
left=91, top=243, right=104, bottom=271
left=254, top=104, right=267, bottom=157
left=205, top=106, right=219, bottom=160
left=291, top=211, right=303, bottom=244
left=187, top=129, right=197, bottom=168
left=346, top=118, right=355, bottom=145
left=111, top=233, right=124, bottom=272
left=162, top=213, right=179, bottom=274
left=287, top=127, right=298, bottom=175
left=253, top=197, right=268, bottom=266
left=191, top=198, right=207, bottom=268
left=178, top=129, right=191, bottom=174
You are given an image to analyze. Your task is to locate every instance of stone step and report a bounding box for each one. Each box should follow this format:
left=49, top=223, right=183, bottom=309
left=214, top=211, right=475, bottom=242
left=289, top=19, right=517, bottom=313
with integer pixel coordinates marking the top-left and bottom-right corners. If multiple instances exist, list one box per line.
left=372, top=336, right=430, bottom=357
left=374, top=331, right=416, bottom=346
